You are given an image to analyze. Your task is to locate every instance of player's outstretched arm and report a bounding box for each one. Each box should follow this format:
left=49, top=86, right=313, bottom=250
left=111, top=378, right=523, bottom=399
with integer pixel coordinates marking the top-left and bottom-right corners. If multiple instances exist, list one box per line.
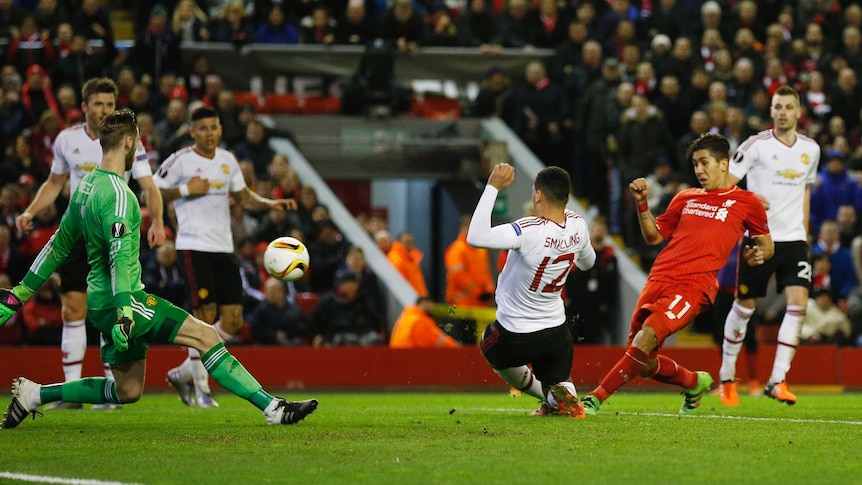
left=234, top=187, right=297, bottom=212
left=630, top=177, right=664, bottom=245
left=466, top=164, right=519, bottom=249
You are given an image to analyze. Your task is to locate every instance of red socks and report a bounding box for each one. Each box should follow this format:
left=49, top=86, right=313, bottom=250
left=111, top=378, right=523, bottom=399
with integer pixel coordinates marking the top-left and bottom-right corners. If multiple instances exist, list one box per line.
left=647, top=354, right=697, bottom=388
left=591, top=346, right=648, bottom=403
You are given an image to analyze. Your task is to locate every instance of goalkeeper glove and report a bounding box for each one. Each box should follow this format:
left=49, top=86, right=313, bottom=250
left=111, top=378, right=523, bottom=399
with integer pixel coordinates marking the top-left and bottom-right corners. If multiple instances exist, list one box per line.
left=0, top=286, right=32, bottom=327
left=111, top=307, right=135, bottom=352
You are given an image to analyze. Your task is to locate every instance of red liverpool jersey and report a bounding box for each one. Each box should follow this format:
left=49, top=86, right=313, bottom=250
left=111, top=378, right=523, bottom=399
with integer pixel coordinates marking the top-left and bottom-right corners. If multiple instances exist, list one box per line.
left=650, top=185, right=769, bottom=283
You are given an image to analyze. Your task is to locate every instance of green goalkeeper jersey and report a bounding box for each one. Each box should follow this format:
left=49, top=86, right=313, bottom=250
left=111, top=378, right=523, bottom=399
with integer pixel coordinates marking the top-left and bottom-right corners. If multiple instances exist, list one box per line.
left=23, top=168, right=143, bottom=313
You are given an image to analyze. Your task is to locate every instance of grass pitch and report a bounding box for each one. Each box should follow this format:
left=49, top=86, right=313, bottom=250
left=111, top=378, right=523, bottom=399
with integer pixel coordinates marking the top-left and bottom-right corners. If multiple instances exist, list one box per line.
left=0, top=390, right=859, bottom=484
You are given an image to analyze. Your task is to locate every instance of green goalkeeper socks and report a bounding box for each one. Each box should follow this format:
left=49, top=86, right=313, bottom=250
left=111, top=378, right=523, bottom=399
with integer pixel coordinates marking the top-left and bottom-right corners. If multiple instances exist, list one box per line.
left=41, top=378, right=121, bottom=404
left=202, top=343, right=274, bottom=410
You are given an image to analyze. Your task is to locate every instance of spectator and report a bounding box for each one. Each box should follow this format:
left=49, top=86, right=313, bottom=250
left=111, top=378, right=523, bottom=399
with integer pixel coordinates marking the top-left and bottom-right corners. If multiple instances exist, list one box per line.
left=209, top=1, right=256, bottom=44
left=0, top=79, right=35, bottom=156
left=378, top=0, right=423, bottom=53
left=387, top=230, right=428, bottom=296
left=811, top=149, right=862, bottom=235
left=828, top=67, right=862, bottom=132
left=256, top=5, right=299, bottom=44
left=0, top=0, right=26, bottom=44
left=307, top=219, right=350, bottom=293
left=836, top=205, right=858, bottom=248
left=141, top=240, right=188, bottom=308
left=675, top=110, right=710, bottom=174
left=390, top=296, right=459, bottom=348
left=374, top=229, right=392, bottom=255
left=532, top=0, right=567, bottom=49
left=726, top=57, right=758, bottom=108
left=172, top=0, right=210, bottom=42
left=129, top=5, right=183, bottom=86
left=444, top=215, right=495, bottom=308
left=155, top=99, right=188, bottom=154
left=249, top=278, right=310, bottom=345
left=28, top=109, right=61, bottom=174
left=457, top=0, right=498, bottom=49
left=511, top=61, right=567, bottom=166
left=6, top=16, right=56, bottom=76
left=311, top=271, right=385, bottom=347
left=801, top=287, right=851, bottom=345
left=493, top=0, right=536, bottom=49
left=33, top=0, right=68, bottom=38
left=813, top=220, right=859, bottom=301
left=20, top=65, right=61, bottom=127
left=233, top=119, right=276, bottom=178
left=70, top=0, right=113, bottom=43
left=300, top=4, right=335, bottom=45
left=253, top=204, right=299, bottom=244
left=215, top=91, right=243, bottom=146
left=335, top=0, right=376, bottom=46
left=423, top=6, right=459, bottom=47
left=470, top=66, right=512, bottom=119
left=52, top=34, right=116, bottom=97
left=565, top=216, right=617, bottom=344
left=653, top=75, right=688, bottom=139
left=554, top=20, right=588, bottom=81
left=337, top=245, right=385, bottom=317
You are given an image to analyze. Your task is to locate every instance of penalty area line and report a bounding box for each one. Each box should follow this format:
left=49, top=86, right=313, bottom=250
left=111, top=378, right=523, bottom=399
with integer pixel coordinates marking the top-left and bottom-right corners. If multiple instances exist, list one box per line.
left=0, top=471, right=145, bottom=485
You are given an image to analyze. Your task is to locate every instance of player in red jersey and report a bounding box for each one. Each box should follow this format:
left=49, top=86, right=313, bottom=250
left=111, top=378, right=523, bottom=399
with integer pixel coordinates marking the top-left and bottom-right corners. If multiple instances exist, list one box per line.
left=581, top=133, right=774, bottom=415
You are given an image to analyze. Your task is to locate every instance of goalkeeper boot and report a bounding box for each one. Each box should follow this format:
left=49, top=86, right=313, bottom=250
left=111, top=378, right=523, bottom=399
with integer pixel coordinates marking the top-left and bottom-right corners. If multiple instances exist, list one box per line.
left=765, top=381, right=797, bottom=405
left=680, top=371, right=713, bottom=414
left=581, top=394, right=601, bottom=416
left=264, top=398, right=318, bottom=425
left=719, top=380, right=739, bottom=407
left=166, top=368, right=195, bottom=406
left=548, top=383, right=586, bottom=419
left=91, top=403, right=122, bottom=410
left=196, top=392, right=219, bottom=408
left=2, top=377, right=43, bottom=429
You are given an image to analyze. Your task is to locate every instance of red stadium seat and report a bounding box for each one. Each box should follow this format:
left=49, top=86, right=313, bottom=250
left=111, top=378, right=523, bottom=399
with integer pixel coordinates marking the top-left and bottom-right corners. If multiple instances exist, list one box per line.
left=420, top=95, right=462, bottom=120
left=233, top=91, right=262, bottom=110
left=295, top=292, right=320, bottom=315
left=301, top=95, right=342, bottom=115
left=261, top=93, right=301, bottom=114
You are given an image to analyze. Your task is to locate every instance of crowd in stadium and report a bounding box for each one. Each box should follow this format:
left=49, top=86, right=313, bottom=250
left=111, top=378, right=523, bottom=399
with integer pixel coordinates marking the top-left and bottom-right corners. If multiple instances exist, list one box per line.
left=1, top=0, right=862, bottom=348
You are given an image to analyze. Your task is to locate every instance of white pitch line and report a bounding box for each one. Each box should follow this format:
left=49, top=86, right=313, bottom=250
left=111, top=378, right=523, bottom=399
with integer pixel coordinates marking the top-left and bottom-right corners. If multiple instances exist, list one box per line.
left=0, top=472, right=145, bottom=485
left=470, top=407, right=862, bottom=425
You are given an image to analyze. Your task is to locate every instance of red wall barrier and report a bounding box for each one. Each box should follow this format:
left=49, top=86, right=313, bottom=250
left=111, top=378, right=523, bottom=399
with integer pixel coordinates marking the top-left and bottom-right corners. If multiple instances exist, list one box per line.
left=0, top=345, right=859, bottom=390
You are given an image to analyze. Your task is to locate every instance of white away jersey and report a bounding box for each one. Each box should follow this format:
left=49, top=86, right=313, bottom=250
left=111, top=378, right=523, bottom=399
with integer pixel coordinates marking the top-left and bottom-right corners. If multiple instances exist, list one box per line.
left=730, top=129, right=819, bottom=242
left=155, top=146, right=245, bottom=253
left=495, top=212, right=593, bottom=333
left=51, top=123, right=152, bottom=191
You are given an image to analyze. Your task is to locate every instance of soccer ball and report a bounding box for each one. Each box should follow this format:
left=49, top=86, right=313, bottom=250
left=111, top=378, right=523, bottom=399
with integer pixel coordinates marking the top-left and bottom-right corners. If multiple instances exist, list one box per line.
left=263, top=236, right=310, bottom=282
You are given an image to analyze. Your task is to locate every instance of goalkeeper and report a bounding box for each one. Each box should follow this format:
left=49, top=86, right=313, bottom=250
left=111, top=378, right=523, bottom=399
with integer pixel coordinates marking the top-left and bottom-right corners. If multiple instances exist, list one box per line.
left=0, top=109, right=317, bottom=428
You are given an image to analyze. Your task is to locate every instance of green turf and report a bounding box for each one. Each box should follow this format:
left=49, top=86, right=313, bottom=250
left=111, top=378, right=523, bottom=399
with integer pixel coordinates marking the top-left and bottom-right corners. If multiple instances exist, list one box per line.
left=0, top=391, right=860, bottom=484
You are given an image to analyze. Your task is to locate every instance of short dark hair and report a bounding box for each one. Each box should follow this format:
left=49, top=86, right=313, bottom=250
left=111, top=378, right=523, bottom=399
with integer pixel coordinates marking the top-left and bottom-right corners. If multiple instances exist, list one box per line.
left=686, top=133, right=730, bottom=164
left=81, top=77, right=118, bottom=104
left=534, top=166, right=570, bottom=206
left=99, top=108, right=137, bottom=151
left=773, top=85, right=800, bottom=105
left=190, top=106, right=219, bottom=123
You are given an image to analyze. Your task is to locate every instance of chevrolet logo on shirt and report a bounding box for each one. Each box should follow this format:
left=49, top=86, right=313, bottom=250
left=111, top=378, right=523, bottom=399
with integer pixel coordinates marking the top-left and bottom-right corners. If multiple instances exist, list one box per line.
left=80, top=163, right=98, bottom=172
left=776, top=169, right=803, bottom=179
left=210, top=180, right=225, bottom=189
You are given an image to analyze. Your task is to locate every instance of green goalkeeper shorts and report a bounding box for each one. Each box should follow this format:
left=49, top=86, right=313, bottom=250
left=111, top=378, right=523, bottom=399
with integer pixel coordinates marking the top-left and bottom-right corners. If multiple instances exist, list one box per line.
left=89, top=291, right=189, bottom=367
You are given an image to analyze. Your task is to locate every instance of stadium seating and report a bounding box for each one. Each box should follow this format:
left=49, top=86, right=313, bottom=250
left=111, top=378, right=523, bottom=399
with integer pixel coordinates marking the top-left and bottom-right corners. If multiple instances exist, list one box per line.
left=295, top=292, right=320, bottom=315
left=261, top=94, right=302, bottom=114
left=419, top=95, right=462, bottom=120
left=233, top=91, right=262, bottom=110
left=301, top=95, right=342, bottom=115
